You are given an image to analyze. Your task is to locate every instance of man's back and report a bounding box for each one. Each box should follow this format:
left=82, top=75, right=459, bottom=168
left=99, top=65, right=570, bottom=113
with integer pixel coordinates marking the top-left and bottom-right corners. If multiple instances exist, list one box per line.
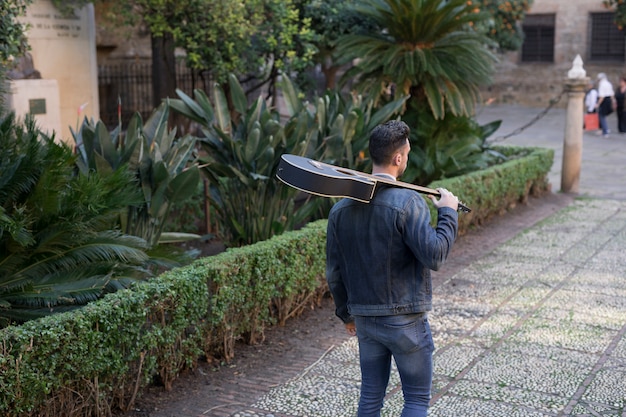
left=326, top=186, right=458, bottom=320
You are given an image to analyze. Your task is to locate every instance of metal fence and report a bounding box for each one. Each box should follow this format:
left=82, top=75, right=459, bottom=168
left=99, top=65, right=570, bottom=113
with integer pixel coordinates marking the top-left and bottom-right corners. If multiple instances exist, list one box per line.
left=97, top=61, right=210, bottom=128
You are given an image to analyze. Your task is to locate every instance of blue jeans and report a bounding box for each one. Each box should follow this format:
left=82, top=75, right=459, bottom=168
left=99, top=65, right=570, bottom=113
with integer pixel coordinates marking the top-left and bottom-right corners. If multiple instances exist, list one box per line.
left=599, top=111, right=609, bottom=135
left=355, top=313, right=435, bottom=417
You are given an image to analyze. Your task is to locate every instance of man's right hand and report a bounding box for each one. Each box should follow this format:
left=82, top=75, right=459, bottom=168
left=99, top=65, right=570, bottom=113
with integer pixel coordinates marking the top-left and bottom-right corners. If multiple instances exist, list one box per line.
left=429, top=188, right=459, bottom=211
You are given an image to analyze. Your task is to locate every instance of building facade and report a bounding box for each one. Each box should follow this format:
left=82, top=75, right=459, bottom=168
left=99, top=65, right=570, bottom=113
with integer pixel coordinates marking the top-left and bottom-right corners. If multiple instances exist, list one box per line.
left=484, top=0, right=626, bottom=108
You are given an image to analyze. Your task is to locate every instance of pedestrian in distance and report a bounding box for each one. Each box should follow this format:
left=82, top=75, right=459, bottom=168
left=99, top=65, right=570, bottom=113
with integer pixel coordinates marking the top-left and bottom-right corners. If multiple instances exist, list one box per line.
left=595, top=73, right=615, bottom=137
left=614, top=76, right=626, bottom=133
left=326, top=120, right=459, bottom=417
left=585, top=80, right=598, bottom=114
left=584, top=80, right=599, bottom=131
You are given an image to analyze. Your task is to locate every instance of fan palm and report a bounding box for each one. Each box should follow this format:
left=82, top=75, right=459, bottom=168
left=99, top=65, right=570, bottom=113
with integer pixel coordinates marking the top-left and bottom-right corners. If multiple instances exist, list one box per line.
left=0, top=114, right=149, bottom=327
left=337, top=0, right=497, bottom=119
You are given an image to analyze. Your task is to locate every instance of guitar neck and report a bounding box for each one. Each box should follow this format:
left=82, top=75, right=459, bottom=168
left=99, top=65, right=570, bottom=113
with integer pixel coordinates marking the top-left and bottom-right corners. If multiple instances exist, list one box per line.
left=356, top=172, right=439, bottom=196
left=359, top=172, right=471, bottom=213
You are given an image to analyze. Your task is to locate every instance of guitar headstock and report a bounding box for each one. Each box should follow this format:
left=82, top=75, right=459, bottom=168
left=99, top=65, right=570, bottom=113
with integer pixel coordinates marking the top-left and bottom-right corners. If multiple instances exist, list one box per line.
left=458, top=201, right=471, bottom=213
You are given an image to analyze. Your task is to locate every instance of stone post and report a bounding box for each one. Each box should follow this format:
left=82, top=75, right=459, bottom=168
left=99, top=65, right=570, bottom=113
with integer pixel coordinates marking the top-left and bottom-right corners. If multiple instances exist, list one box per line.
left=561, top=55, right=589, bottom=194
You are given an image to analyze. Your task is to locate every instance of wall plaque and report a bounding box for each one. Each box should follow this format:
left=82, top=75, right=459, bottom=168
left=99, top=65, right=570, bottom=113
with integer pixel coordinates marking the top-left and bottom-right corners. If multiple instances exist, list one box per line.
left=29, top=98, right=47, bottom=115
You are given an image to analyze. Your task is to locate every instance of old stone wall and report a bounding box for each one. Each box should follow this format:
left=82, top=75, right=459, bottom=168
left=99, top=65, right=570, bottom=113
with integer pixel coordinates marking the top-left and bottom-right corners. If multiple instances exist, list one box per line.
left=482, top=0, right=626, bottom=109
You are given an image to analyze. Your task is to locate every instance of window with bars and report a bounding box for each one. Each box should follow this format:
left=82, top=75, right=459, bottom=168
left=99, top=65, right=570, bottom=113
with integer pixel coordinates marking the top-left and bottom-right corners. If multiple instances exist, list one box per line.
left=590, top=12, right=625, bottom=62
left=521, top=14, right=555, bottom=63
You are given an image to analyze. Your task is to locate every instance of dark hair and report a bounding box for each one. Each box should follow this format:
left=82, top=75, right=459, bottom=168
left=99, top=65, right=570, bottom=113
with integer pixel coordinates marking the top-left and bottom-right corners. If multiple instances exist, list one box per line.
left=369, top=120, right=410, bottom=166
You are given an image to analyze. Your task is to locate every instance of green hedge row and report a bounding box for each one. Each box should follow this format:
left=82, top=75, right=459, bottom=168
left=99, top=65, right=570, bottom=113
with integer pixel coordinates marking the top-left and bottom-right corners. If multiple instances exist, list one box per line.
left=431, top=145, right=554, bottom=234
left=0, top=146, right=553, bottom=416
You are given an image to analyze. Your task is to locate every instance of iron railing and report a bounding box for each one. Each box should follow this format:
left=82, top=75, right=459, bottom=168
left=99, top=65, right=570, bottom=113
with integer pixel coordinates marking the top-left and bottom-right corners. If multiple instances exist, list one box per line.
left=97, top=61, right=210, bottom=128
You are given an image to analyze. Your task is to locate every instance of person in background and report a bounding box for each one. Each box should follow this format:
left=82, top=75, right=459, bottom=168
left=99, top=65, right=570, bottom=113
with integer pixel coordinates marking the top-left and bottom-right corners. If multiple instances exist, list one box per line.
left=584, top=80, right=599, bottom=131
left=614, top=76, right=626, bottom=133
left=596, top=73, right=615, bottom=137
left=585, top=81, right=598, bottom=114
left=326, top=120, right=459, bottom=417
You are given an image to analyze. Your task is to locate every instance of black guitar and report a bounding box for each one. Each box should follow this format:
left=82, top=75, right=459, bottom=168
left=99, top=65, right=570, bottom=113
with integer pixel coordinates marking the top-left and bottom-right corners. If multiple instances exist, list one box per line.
left=276, top=154, right=471, bottom=213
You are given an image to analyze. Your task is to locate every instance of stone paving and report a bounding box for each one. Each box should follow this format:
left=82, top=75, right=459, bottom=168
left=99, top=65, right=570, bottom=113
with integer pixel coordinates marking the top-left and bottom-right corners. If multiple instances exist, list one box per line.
left=230, top=105, right=626, bottom=416
left=237, top=198, right=626, bottom=417
left=145, top=104, right=626, bottom=417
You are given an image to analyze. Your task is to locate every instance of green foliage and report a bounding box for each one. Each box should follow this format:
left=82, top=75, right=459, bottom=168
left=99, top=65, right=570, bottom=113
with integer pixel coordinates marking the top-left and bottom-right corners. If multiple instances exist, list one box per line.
left=169, top=74, right=308, bottom=246
left=169, top=74, right=406, bottom=243
left=337, top=0, right=497, bottom=119
left=71, top=104, right=201, bottom=248
left=280, top=74, right=407, bottom=217
left=83, top=0, right=316, bottom=93
left=0, top=145, right=553, bottom=415
left=401, top=104, right=505, bottom=185
left=0, top=113, right=150, bottom=327
left=299, top=0, right=378, bottom=89
left=281, top=76, right=407, bottom=171
left=0, top=219, right=328, bottom=415
left=474, top=0, right=533, bottom=52
left=243, top=0, right=317, bottom=88
left=603, top=0, right=626, bottom=29
left=0, top=0, right=33, bottom=66
left=428, top=145, right=554, bottom=231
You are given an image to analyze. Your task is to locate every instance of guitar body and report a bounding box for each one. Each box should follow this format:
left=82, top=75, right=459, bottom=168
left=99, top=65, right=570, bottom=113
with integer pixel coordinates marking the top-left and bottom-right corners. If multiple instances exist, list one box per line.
left=276, top=154, right=376, bottom=203
left=276, top=154, right=471, bottom=212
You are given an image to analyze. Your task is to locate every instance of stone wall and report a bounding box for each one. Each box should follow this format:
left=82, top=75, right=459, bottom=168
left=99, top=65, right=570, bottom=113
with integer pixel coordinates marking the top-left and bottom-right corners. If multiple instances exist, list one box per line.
left=482, top=0, right=626, bottom=109
left=15, top=0, right=98, bottom=142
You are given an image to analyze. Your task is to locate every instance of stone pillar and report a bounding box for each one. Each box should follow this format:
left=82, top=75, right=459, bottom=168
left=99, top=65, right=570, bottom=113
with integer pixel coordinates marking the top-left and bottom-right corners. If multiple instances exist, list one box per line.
left=561, top=55, right=589, bottom=194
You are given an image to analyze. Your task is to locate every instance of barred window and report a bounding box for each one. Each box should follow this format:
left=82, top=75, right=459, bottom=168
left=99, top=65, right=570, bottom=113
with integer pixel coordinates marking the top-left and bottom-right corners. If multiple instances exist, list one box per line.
left=590, top=12, right=625, bottom=62
left=521, top=14, right=555, bottom=63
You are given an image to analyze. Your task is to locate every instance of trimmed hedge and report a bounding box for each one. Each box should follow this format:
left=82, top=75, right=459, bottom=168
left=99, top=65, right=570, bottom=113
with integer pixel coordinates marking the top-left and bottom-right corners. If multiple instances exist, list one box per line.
left=430, top=145, right=554, bottom=234
left=0, top=146, right=553, bottom=416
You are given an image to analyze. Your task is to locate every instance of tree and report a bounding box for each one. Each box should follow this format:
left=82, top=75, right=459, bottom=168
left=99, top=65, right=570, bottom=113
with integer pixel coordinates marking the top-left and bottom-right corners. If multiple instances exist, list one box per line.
left=0, top=0, right=32, bottom=66
left=1, top=0, right=34, bottom=109
left=177, top=0, right=317, bottom=100
left=603, top=0, right=626, bottom=29
left=57, top=0, right=316, bottom=105
left=337, top=0, right=497, bottom=119
left=475, top=0, right=534, bottom=52
left=299, top=0, right=378, bottom=90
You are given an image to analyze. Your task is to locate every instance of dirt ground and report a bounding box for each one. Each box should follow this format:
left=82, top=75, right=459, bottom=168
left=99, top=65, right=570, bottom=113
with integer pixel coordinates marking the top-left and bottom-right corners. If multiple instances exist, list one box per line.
left=118, top=191, right=574, bottom=417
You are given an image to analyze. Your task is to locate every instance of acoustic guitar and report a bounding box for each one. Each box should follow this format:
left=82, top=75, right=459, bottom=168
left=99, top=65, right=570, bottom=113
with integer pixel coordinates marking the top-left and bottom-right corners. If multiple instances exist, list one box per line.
left=276, top=154, right=471, bottom=213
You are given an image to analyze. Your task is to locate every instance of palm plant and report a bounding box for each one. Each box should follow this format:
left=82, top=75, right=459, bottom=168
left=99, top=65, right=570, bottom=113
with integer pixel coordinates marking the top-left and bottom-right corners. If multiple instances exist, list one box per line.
left=337, top=0, right=497, bottom=119
left=280, top=75, right=407, bottom=171
left=72, top=104, right=201, bottom=248
left=169, top=74, right=309, bottom=247
left=0, top=114, right=149, bottom=327
left=169, top=74, right=407, bottom=245
left=402, top=110, right=505, bottom=185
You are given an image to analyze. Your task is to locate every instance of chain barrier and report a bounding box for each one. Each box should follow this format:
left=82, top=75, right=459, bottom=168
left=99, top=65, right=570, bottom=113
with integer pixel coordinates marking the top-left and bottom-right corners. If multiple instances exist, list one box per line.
left=486, top=87, right=567, bottom=144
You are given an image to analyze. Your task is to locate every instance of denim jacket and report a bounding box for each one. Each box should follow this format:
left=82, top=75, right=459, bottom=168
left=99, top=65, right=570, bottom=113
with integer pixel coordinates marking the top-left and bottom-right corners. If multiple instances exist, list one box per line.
left=326, top=186, right=458, bottom=323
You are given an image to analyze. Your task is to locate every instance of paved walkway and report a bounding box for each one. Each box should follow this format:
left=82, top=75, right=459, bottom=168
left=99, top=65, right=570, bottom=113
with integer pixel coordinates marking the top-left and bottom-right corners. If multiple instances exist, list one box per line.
left=147, top=105, right=626, bottom=416
left=475, top=103, right=626, bottom=200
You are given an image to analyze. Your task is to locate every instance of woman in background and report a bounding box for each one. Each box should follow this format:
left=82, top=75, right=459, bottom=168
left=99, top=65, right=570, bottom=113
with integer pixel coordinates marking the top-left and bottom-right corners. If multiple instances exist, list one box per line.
left=614, top=76, right=626, bottom=133
left=596, top=73, right=615, bottom=137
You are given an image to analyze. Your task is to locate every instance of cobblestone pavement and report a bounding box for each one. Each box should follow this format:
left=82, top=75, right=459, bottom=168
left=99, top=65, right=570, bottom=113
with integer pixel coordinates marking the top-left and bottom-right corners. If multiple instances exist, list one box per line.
left=236, top=199, right=626, bottom=417
left=142, top=105, right=626, bottom=416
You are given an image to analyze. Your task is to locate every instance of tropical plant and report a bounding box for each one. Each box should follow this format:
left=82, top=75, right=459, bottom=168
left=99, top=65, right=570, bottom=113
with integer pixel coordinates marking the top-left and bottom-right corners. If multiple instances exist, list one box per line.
left=72, top=104, right=201, bottom=249
left=169, top=73, right=408, bottom=242
left=280, top=75, right=407, bottom=171
left=402, top=107, right=505, bottom=185
left=0, top=113, right=150, bottom=327
left=336, top=0, right=497, bottom=119
left=168, top=74, right=312, bottom=246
